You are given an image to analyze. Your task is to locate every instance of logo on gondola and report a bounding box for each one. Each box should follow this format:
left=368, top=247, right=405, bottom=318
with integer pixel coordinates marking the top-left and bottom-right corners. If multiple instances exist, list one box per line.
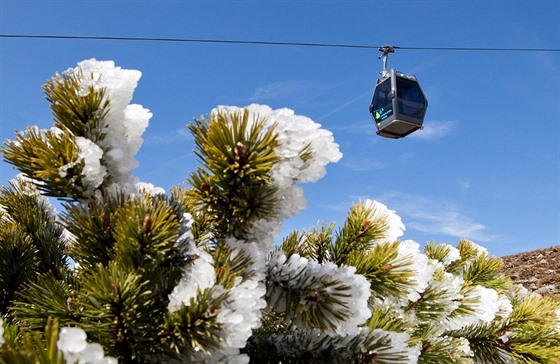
left=373, top=107, right=393, bottom=122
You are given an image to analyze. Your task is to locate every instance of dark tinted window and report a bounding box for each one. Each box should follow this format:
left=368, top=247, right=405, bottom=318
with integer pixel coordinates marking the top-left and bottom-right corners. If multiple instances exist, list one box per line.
left=396, top=77, right=426, bottom=118
left=370, top=78, right=393, bottom=123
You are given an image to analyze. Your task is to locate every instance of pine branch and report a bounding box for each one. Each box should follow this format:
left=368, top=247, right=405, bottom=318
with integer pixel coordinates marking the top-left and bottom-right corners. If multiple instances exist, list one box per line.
left=2, top=127, right=87, bottom=199
left=62, top=191, right=125, bottom=269
left=0, top=227, right=38, bottom=314
left=280, top=230, right=304, bottom=259
left=249, top=328, right=414, bottom=364
left=412, top=267, right=462, bottom=330
left=347, top=241, right=414, bottom=300
left=450, top=322, right=513, bottom=364
left=418, top=336, right=472, bottom=364
left=171, top=185, right=214, bottom=244
left=162, top=288, right=226, bottom=360
left=43, top=69, right=110, bottom=140
left=296, top=223, right=335, bottom=264
left=366, top=304, right=409, bottom=333
left=213, top=239, right=257, bottom=288
left=76, top=262, right=156, bottom=362
left=0, top=180, right=69, bottom=316
left=266, top=252, right=370, bottom=334
left=424, top=242, right=461, bottom=266
left=445, top=240, right=509, bottom=291
left=505, top=291, right=560, bottom=363
left=10, top=273, right=76, bottom=332
left=458, top=248, right=509, bottom=290
left=112, top=194, right=181, bottom=270
left=447, top=287, right=560, bottom=363
left=0, top=180, right=69, bottom=278
left=186, top=109, right=280, bottom=239
left=331, top=202, right=391, bottom=266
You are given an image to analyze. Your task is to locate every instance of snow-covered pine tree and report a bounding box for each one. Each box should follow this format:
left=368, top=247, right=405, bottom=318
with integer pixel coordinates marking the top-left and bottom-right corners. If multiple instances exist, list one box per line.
left=0, top=59, right=559, bottom=364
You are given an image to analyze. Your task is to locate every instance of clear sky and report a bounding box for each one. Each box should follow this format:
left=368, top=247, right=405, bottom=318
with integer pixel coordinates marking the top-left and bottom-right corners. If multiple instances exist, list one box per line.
left=0, top=0, right=558, bottom=257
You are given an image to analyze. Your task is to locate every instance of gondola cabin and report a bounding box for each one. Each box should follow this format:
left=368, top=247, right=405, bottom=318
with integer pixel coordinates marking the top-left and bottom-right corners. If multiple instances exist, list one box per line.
left=369, top=68, right=428, bottom=139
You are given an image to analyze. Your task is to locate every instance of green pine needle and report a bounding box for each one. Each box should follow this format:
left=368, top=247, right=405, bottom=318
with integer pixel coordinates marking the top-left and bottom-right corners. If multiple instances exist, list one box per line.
left=0, top=317, right=66, bottom=364
left=186, top=109, right=280, bottom=239
left=2, top=127, right=87, bottom=199
left=331, top=202, right=391, bottom=266
left=44, top=69, right=110, bottom=140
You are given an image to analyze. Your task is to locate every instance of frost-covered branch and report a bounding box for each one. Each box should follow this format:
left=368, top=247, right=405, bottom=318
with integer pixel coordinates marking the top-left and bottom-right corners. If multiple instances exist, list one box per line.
left=1, top=59, right=559, bottom=364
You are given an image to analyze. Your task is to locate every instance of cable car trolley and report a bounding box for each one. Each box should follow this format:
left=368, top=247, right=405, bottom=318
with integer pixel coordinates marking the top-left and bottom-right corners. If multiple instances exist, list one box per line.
left=369, top=46, right=428, bottom=139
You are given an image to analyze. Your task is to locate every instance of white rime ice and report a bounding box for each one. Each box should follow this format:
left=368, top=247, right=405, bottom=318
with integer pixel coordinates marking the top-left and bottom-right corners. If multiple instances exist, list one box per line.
left=439, top=243, right=462, bottom=266
left=57, top=326, right=117, bottom=364
left=68, top=59, right=152, bottom=195
left=214, top=239, right=267, bottom=345
left=75, top=136, right=107, bottom=191
left=267, top=252, right=371, bottom=335
left=167, top=247, right=216, bottom=312
left=445, top=285, right=501, bottom=331
left=167, top=213, right=214, bottom=312
left=9, top=174, right=58, bottom=219
left=134, top=182, right=166, bottom=196
left=396, top=240, right=435, bottom=302
left=362, top=199, right=405, bottom=242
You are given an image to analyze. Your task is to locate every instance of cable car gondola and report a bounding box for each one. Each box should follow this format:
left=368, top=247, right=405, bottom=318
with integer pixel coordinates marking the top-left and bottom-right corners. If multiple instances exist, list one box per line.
left=369, top=47, right=428, bottom=139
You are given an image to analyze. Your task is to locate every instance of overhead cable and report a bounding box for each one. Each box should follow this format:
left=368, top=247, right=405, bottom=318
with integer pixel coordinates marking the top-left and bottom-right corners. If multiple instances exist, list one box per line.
left=0, top=34, right=559, bottom=52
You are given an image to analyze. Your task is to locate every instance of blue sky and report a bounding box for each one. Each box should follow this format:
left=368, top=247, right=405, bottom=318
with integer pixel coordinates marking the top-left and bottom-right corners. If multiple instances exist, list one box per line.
left=0, top=0, right=558, bottom=257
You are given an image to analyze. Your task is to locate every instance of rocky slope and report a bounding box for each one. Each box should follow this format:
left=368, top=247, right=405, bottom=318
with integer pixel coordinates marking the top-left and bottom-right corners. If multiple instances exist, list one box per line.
left=500, top=245, right=560, bottom=296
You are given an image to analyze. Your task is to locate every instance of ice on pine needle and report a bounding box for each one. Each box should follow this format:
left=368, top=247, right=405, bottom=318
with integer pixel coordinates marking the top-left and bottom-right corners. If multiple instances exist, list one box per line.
left=439, top=243, right=462, bottom=266
left=69, top=59, right=152, bottom=193
left=211, top=104, right=342, bottom=183
left=212, top=104, right=341, bottom=200
left=192, top=238, right=267, bottom=363
left=267, top=252, right=371, bottom=335
left=360, top=200, right=434, bottom=303
left=134, top=182, right=166, bottom=196
left=362, top=199, right=405, bottom=242
left=210, top=104, right=342, bottom=253
left=445, top=285, right=500, bottom=331
left=57, top=326, right=117, bottom=363
left=168, top=213, right=215, bottom=312
left=397, top=240, right=435, bottom=302
left=167, top=247, right=216, bottom=312
left=74, top=136, right=106, bottom=191
left=9, top=174, right=55, bottom=214
left=268, top=328, right=418, bottom=362
left=495, top=293, right=514, bottom=319
left=372, top=329, right=421, bottom=363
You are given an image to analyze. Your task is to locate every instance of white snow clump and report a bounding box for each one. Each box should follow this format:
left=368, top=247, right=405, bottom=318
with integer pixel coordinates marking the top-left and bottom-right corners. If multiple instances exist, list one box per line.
left=362, top=199, right=405, bottom=242
left=191, top=238, right=268, bottom=364
left=440, top=243, right=462, bottom=266
left=74, top=136, right=107, bottom=191
left=69, top=59, right=152, bottom=194
left=397, top=240, right=436, bottom=302
left=445, top=285, right=500, bottom=331
left=167, top=213, right=214, bottom=312
left=57, top=326, right=117, bottom=364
